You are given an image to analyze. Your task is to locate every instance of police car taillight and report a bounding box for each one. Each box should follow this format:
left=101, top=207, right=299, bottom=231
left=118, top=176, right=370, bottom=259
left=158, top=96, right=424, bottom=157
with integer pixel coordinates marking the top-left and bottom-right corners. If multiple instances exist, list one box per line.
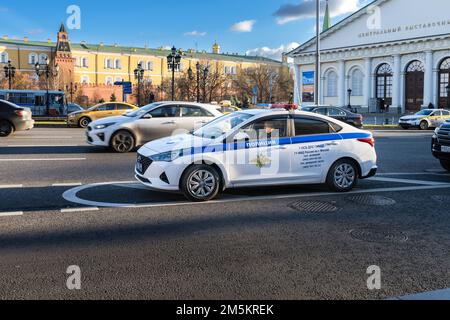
left=357, top=137, right=375, bottom=147
left=270, top=104, right=299, bottom=111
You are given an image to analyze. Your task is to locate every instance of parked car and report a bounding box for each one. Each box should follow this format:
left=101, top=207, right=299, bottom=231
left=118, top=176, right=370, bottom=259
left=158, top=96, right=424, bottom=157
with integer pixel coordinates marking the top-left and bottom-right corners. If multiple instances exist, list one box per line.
left=86, top=102, right=223, bottom=153
left=302, top=106, right=364, bottom=128
left=135, top=109, right=377, bottom=201
left=0, top=99, right=34, bottom=137
left=67, top=103, right=84, bottom=114
left=399, top=109, right=450, bottom=130
left=67, top=102, right=139, bottom=128
left=432, top=121, right=450, bottom=172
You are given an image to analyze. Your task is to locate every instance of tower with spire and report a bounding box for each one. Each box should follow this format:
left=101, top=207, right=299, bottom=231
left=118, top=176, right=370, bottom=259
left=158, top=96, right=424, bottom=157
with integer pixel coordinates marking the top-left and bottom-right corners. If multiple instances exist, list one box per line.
left=54, top=23, right=75, bottom=90
left=323, top=0, right=331, bottom=32
left=212, top=41, right=221, bottom=54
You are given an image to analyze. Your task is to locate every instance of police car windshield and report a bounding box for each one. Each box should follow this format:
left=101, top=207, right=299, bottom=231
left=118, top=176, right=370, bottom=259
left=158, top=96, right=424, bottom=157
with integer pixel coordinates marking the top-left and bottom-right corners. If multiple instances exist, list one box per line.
left=193, top=112, right=254, bottom=139
left=416, top=110, right=434, bottom=116
left=125, top=102, right=164, bottom=117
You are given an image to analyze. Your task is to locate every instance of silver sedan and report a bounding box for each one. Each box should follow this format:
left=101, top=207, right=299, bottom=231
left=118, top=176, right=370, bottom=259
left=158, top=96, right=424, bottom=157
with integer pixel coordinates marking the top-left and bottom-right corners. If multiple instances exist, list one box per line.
left=86, top=102, right=223, bottom=153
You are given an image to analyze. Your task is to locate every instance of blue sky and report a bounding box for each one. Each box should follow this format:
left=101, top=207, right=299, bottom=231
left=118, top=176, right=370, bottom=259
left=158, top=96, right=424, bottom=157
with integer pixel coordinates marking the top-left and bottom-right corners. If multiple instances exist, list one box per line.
left=0, top=0, right=372, bottom=60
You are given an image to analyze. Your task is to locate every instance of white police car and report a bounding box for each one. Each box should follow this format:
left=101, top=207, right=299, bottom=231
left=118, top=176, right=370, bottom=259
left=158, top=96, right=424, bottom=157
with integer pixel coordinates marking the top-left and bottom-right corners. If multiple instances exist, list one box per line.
left=135, top=109, right=378, bottom=201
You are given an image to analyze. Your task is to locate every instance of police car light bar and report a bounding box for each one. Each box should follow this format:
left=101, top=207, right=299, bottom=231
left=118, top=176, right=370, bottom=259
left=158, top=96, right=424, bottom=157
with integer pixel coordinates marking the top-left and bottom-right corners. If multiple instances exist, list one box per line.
left=270, top=104, right=299, bottom=111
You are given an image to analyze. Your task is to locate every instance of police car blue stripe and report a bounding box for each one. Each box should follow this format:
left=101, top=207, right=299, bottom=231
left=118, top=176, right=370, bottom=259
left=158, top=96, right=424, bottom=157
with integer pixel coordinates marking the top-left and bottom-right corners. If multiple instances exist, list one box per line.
left=182, top=132, right=372, bottom=156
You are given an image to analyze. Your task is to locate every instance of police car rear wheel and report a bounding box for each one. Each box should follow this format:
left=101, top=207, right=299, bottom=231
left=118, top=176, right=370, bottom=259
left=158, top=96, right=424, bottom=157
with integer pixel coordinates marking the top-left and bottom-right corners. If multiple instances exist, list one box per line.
left=420, top=121, right=429, bottom=130
left=440, top=160, right=450, bottom=172
left=181, top=165, right=220, bottom=202
left=327, top=160, right=358, bottom=192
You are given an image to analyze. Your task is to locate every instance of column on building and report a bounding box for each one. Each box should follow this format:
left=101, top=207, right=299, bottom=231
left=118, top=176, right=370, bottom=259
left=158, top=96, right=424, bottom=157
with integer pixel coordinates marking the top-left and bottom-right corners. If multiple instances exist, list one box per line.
left=423, top=50, right=434, bottom=108
left=293, top=64, right=301, bottom=105
left=363, top=58, right=372, bottom=111
left=392, top=54, right=402, bottom=112
left=338, top=60, right=346, bottom=107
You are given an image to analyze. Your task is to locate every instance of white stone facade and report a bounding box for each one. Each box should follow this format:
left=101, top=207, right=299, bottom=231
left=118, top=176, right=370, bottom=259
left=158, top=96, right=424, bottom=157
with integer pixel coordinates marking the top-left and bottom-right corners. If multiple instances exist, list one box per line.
left=288, top=0, right=450, bottom=113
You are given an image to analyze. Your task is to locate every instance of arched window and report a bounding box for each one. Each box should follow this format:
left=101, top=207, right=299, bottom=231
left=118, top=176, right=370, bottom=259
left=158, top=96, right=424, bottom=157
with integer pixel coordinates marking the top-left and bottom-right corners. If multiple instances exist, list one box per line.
left=406, top=60, right=425, bottom=72
left=115, top=77, right=122, bottom=83
left=326, top=70, right=338, bottom=97
left=105, top=58, right=113, bottom=69
left=82, top=57, right=89, bottom=68
left=439, top=58, right=450, bottom=108
left=0, top=52, right=8, bottom=64
left=376, top=63, right=393, bottom=105
left=115, top=59, right=122, bottom=69
left=350, top=69, right=364, bottom=96
left=147, top=61, right=153, bottom=71
left=105, top=76, right=113, bottom=86
left=29, top=53, right=38, bottom=65
left=38, top=54, right=48, bottom=65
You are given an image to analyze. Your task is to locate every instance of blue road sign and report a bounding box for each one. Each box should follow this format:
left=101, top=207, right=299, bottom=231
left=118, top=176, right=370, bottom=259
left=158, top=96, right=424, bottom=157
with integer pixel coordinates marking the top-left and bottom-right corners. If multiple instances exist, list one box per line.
left=123, top=82, right=132, bottom=94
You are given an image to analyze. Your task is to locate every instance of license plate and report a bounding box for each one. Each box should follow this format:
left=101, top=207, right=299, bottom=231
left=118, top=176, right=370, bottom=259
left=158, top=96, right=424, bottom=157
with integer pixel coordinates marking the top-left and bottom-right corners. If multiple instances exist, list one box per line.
left=136, top=162, right=143, bottom=172
left=442, top=146, right=450, bottom=153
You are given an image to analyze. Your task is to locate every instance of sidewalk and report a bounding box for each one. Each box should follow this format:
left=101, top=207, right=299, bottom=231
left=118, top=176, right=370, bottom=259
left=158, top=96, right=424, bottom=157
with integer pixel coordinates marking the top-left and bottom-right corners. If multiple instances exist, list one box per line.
left=362, top=112, right=400, bottom=126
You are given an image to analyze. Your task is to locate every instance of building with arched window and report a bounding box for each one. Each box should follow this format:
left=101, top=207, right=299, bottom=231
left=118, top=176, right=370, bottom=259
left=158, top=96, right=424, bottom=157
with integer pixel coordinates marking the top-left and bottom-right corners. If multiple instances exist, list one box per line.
left=288, top=0, right=450, bottom=113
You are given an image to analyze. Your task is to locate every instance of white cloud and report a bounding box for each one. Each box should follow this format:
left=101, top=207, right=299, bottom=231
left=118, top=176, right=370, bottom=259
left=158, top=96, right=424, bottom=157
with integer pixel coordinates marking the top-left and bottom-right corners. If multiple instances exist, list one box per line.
left=184, top=31, right=207, bottom=37
left=274, top=0, right=370, bottom=25
left=25, top=28, right=45, bottom=35
left=230, top=20, right=256, bottom=33
left=246, top=42, right=300, bottom=61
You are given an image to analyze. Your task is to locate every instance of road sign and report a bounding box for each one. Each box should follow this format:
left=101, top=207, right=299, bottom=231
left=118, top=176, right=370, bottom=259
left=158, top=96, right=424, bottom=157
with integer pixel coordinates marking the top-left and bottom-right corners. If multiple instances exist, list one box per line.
left=122, top=82, right=132, bottom=94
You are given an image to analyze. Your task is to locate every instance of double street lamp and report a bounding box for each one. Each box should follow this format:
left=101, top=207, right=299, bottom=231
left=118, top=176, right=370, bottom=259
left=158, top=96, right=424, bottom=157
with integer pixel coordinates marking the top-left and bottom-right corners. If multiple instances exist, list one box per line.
left=134, top=63, right=145, bottom=106
left=66, top=82, right=78, bottom=103
left=167, top=46, right=182, bottom=101
left=188, top=62, right=209, bottom=103
left=35, top=57, right=59, bottom=116
left=4, top=60, right=16, bottom=90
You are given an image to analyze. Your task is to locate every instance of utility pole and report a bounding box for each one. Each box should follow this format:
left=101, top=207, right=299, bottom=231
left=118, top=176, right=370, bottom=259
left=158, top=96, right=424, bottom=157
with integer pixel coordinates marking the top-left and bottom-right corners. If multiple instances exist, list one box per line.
left=315, top=0, right=321, bottom=106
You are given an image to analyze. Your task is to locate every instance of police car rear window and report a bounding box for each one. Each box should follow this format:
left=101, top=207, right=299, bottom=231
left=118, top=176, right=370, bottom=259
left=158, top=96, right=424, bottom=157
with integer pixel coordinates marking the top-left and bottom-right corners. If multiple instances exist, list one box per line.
left=294, top=117, right=337, bottom=136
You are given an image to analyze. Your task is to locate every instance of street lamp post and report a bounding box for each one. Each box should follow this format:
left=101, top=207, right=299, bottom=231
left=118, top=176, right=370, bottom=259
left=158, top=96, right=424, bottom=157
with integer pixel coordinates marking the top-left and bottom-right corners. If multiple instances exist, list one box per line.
left=134, top=63, right=145, bottom=107
left=289, top=92, right=294, bottom=105
left=4, top=60, right=16, bottom=90
left=66, top=82, right=78, bottom=103
left=167, top=46, right=182, bottom=101
left=35, top=58, right=59, bottom=116
left=347, top=88, right=353, bottom=109
left=202, top=66, right=210, bottom=103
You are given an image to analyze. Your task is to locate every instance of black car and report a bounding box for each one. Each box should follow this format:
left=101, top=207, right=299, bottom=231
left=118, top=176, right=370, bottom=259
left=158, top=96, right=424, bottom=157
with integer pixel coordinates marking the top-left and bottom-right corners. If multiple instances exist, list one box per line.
left=302, top=106, right=364, bottom=128
left=0, top=99, right=34, bottom=137
left=432, top=121, right=450, bottom=172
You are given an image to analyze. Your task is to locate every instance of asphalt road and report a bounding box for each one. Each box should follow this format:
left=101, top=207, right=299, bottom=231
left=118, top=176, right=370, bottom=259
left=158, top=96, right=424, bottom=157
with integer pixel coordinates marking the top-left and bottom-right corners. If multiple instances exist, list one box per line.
left=0, top=127, right=449, bottom=300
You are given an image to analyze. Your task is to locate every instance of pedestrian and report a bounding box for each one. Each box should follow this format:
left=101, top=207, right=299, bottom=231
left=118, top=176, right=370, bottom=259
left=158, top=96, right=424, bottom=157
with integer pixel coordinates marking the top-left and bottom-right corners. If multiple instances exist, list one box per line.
left=149, top=92, right=155, bottom=104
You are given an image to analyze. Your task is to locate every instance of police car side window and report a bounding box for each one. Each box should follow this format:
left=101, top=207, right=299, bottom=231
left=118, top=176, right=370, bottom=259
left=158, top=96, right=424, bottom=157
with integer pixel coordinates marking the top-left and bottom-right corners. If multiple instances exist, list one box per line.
left=294, top=117, right=331, bottom=136
left=240, top=117, right=289, bottom=140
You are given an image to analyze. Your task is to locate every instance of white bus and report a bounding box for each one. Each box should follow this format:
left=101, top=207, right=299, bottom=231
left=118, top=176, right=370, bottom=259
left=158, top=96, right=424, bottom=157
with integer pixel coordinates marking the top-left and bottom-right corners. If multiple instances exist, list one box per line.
left=0, top=90, right=66, bottom=116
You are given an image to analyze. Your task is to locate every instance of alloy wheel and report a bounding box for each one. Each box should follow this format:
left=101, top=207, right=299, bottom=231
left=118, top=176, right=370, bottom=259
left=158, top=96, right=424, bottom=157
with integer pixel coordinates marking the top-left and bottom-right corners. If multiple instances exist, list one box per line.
left=334, top=163, right=356, bottom=189
left=187, top=170, right=216, bottom=198
left=112, top=132, right=134, bottom=153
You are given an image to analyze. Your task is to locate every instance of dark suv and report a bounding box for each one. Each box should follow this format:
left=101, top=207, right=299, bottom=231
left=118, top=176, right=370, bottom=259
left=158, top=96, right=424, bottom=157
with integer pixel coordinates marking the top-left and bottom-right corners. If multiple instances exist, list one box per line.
left=0, top=100, right=34, bottom=137
left=302, top=106, right=364, bottom=128
left=432, top=121, right=450, bottom=172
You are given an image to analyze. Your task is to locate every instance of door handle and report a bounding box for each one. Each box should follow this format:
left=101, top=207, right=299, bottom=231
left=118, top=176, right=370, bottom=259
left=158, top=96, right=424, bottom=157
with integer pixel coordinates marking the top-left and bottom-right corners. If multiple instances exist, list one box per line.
left=275, top=146, right=288, bottom=150
left=162, top=121, right=176, bottom=125
left=326, top=141, right=339, bottom=146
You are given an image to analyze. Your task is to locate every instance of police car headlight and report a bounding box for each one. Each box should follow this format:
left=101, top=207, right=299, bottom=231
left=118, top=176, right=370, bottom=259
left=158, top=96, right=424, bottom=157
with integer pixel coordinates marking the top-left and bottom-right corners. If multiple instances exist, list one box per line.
left=94, top=123, right=116, bottom=130
left=150, top=149, right=186, bottom=162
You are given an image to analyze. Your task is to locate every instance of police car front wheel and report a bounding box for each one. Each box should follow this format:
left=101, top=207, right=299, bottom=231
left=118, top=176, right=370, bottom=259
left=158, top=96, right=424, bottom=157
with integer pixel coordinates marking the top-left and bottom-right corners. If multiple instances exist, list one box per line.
left=327, top=159, right=359, bottom=192
left=181, top=165, right=221, bottom=202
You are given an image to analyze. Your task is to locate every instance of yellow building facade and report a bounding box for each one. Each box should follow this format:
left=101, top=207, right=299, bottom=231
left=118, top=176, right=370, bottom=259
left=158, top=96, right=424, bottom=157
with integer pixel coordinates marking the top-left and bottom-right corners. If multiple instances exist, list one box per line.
left=0, top=25, right=283, bottom=100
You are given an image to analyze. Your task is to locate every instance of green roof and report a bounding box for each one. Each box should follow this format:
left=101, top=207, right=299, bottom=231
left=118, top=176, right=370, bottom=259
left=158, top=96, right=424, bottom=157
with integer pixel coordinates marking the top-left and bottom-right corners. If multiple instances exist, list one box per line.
left=0, top=38, right=281, bottom=65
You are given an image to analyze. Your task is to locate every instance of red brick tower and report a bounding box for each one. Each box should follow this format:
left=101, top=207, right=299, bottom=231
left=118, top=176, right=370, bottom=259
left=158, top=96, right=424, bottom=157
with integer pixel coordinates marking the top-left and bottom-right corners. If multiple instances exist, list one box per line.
left=54, top=23, right=75, bottom=90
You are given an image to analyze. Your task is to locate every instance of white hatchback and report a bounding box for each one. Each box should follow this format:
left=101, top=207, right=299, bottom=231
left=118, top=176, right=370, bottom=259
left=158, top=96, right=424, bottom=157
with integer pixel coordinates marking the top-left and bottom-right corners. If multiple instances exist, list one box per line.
left=135, top=109, right=378, bottom=201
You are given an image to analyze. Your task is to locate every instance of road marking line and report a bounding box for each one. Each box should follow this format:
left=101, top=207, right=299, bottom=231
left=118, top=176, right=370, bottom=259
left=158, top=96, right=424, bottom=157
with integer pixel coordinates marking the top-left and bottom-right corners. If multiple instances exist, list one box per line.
left=0, top=184, right=23, bottom=189
left=52, top=183, right=83, bottom=187
left=0, top=212, right=23, bottom=217
left=5, top=145, right=81, bottom=147
left=369, top=177, right=446, bottom=186
left=0, top=158, right=86, bottom=162
left=61, top=207, right=99, bottom=213
left=62, top=181, right=450, bottom=209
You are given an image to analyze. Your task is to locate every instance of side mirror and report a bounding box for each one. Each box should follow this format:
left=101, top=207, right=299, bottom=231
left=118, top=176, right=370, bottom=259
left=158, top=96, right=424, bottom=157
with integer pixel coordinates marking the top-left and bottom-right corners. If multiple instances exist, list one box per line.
left=233, top=131, right=250, bottom=141
left=142, top=113, right=152, bottom=119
